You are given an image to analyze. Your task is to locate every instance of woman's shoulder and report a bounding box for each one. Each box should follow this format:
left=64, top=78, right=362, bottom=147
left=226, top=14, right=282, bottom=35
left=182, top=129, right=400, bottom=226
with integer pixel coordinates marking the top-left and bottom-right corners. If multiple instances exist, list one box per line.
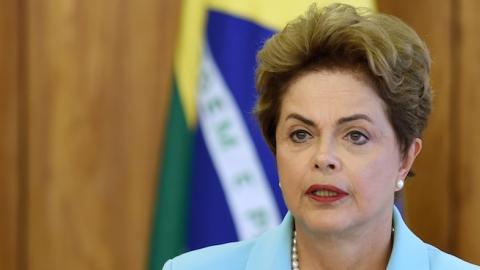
left=162, top=239, right=256, bottom=270
left=162, top=213, right=294, bottom=270
left=426, top=244, right=480, bottom=270
left=390, top=206, right=479, bottom=269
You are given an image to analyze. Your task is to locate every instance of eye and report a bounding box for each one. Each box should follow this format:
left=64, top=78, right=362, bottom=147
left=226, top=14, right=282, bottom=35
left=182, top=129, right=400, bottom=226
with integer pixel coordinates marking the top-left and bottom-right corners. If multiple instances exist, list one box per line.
left=345, top=130, right=369, bottom=145
left=290, top=129, right=312, bottom=143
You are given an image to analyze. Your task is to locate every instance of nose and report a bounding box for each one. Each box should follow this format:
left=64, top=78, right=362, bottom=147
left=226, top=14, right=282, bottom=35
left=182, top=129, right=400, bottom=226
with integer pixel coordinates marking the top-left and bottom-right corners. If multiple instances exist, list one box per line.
left=312, top=140, right=341, bottom=173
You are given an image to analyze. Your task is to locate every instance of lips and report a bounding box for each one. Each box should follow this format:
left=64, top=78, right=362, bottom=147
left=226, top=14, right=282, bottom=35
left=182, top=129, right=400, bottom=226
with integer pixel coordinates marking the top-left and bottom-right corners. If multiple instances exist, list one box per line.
left=305, top=184, right=349, bottom=203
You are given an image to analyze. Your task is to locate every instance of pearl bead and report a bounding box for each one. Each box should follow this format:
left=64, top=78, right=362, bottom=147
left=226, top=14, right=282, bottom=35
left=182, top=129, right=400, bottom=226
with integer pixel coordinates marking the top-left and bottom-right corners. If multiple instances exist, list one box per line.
left=396, top=179, right=404, bottom=190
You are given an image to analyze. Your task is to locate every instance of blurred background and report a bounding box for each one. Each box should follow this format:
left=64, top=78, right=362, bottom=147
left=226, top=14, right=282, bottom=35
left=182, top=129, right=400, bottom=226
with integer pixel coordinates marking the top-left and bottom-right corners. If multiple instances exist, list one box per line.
left=1, top=0, right=479, bottom=269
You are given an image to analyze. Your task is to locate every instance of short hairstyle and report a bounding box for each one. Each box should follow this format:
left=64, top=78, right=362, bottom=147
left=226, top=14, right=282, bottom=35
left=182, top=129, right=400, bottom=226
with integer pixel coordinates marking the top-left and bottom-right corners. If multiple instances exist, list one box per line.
left=254, top=3, right=432, bottom=161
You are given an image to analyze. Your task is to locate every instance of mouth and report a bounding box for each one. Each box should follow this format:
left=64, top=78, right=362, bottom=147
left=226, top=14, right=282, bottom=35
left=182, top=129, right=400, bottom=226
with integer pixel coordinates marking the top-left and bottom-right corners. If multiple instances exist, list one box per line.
left=305, top=184, right=349, bottom=203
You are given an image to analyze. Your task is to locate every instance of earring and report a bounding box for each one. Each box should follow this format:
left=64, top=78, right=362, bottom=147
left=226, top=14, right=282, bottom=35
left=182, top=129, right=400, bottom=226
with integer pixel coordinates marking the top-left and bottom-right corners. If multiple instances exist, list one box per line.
left=278, top=181, right=282, bottom=189
left=396, top=179, right=405, bottom=190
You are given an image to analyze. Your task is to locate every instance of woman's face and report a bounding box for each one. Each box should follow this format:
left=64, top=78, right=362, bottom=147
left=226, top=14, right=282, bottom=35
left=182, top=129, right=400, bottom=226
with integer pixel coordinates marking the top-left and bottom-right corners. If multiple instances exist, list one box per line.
left=275, top=70, right=421, bottom=236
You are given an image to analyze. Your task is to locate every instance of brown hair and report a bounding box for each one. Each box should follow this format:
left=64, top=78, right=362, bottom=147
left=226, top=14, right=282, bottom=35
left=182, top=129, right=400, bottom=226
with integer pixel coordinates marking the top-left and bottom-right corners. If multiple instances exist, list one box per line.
left=254, top=3, right=432, bottom=162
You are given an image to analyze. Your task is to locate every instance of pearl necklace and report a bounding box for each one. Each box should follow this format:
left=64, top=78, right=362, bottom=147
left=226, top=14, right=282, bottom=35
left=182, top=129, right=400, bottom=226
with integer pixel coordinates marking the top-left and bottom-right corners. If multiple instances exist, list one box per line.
left=291, top=230, right=299, bottom=270
left=291, top=226, right=395, bottom=270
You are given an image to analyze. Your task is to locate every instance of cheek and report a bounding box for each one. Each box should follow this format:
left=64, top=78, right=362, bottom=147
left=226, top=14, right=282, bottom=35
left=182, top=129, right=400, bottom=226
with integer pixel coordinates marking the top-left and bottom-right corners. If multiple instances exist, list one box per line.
left=276, top=149, right=297, bottom=183
left=276, top=148, right=309, bottom=191
left=347, top=150, right=399, bottom=200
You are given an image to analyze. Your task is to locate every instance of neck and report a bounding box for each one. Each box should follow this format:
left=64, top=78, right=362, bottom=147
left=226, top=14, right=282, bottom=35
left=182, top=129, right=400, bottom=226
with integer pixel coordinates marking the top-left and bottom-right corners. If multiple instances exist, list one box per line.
left=293, top=216, right=393, bottom=270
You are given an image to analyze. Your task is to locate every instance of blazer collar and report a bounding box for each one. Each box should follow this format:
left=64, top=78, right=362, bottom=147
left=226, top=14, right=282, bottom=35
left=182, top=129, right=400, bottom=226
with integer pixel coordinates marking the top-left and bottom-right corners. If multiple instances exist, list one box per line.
left=387, top=206, right=430, bottom=269
left=245, top=212, right=293, bottom=270
left=245, top=206, right=430, bottom=270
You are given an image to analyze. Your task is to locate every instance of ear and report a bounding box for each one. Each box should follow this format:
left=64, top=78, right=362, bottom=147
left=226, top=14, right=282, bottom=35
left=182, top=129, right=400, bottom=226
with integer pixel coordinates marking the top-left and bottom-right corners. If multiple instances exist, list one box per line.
left=398, top=138, right=422, bottom=179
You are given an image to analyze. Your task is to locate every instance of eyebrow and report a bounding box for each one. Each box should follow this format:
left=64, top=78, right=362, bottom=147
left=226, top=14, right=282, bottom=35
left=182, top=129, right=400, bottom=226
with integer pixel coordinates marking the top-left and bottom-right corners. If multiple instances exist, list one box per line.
left=337, top=114, right=374, bottom=125
left=285, top=113, right=373, bottom=127
left=285, top=113, right=315, bottom=126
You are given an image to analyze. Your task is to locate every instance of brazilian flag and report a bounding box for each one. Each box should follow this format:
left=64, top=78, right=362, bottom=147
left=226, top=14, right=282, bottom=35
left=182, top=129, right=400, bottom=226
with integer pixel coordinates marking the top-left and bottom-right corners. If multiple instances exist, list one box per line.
left=149, top=0, right=375, bottom=268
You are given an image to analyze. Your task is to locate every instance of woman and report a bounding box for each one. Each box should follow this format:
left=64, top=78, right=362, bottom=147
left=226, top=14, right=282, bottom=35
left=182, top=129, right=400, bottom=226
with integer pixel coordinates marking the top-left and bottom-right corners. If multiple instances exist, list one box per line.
left=163, top=3, right=479, bottom=270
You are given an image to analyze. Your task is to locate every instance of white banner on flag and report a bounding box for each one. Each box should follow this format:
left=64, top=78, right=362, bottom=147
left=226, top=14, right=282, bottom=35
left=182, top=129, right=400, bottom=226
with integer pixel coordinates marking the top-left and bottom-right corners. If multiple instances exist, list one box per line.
left=197, top=42, right=281, bottom=240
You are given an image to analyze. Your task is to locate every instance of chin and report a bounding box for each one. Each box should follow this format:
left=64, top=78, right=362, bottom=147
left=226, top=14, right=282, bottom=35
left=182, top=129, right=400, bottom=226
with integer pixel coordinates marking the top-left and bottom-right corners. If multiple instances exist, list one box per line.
left=296, top=209, right=354, bottom=235
left=308, top=220, right=351, bottom=235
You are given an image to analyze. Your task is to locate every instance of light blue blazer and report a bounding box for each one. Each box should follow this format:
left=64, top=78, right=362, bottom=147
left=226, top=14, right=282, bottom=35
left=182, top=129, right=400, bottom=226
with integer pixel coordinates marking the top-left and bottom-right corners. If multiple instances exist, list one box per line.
left=163, top=207, right=479, bottom=269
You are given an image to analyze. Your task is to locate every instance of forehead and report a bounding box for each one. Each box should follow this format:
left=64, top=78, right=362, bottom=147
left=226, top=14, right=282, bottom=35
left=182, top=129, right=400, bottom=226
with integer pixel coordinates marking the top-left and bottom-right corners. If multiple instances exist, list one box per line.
left=280, top=70, right=387, bottom=122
